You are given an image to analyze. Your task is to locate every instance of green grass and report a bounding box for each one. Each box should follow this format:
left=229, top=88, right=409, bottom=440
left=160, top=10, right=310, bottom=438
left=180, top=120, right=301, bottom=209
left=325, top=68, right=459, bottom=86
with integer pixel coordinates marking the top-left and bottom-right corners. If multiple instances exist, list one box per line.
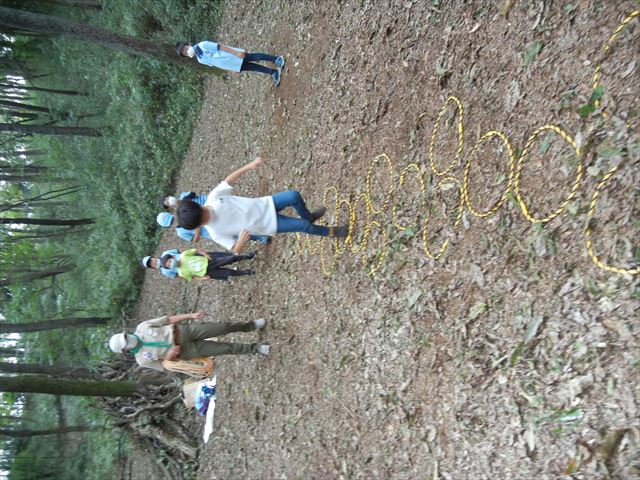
left=2, top=2, right=224, bottom=479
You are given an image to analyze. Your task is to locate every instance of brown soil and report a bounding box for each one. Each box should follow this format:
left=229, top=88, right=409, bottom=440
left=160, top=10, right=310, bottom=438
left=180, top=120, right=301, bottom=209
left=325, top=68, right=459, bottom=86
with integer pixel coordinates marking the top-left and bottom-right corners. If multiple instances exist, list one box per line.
left=133, top=1, right=639, bottom=479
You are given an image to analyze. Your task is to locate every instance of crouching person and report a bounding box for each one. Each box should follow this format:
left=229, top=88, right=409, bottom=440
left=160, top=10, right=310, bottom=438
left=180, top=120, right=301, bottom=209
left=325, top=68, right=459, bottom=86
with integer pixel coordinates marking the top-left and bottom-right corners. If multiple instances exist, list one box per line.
left=108, top=311, right=270, bottom=371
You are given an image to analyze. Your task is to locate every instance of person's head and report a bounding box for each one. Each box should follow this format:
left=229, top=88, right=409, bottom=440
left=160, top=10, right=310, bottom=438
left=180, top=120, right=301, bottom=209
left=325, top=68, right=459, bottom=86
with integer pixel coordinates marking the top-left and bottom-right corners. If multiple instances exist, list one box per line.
left=156, top=212, right=174, bottom=228
left=141, top=256, right=160, bottom=269
left=176, top=199, right=203, bottom=230
left=159, top=195, right=178, bottom=210
left=159, top=253, right=177, bottom=270
left=108, top=332, right=138, bottom=353
left=176, top=42, right=195, bottom=58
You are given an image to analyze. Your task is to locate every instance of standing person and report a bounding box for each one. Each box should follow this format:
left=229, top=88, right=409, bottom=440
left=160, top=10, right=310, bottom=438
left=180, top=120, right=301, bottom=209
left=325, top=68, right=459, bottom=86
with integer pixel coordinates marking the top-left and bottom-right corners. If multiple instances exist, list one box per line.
left=160, top=192, right=208, bottom=210
left=159, top=248, right=255, bottom=281
left=176, top=40, right=284, bottom=87
left=142, top=248, right=181, bottom=279
left=175, top=157, right=349, bottom=254
left=108, top=311, right=270, bottom=372
left=156, top=211, right=270, bottom=245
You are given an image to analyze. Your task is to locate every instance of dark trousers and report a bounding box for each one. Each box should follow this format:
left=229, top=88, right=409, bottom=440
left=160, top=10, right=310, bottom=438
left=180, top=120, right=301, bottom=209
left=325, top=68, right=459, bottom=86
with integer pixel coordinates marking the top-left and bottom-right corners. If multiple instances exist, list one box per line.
left=206, top=252, right=254, bottom=280
left=240, top=53, right=277, bottom=75
left=177, top=321, right=258, bottom=358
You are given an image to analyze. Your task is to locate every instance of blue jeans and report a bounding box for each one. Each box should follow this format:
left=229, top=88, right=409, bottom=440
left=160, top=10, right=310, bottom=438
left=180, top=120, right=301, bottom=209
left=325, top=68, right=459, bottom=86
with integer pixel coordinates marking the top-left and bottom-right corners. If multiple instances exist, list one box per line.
left=272, top=191, right=329, bottom=236
left=240, top=53, right=277, bottom=75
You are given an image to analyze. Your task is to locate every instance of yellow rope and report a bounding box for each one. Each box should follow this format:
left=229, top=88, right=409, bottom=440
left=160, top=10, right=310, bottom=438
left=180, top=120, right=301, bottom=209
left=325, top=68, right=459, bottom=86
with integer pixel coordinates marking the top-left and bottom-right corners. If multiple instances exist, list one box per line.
left=292, top=10, right=639, bottom=276
left=592, top=10, right=639, bottom=116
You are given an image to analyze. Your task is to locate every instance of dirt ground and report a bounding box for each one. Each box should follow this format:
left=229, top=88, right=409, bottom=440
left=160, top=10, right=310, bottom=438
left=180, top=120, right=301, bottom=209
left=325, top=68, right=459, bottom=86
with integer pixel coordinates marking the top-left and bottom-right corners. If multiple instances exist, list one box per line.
left=132, top=1, right=639, bottom=479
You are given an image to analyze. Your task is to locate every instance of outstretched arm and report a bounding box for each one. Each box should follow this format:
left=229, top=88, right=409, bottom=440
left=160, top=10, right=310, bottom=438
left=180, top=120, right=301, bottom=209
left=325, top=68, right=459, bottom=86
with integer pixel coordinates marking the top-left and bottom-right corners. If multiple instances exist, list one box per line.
left=168, top=311, right=206, bottom=324
left=224, top=157, right=263, bottom=185
left=231, top=229, right=251, bottom=254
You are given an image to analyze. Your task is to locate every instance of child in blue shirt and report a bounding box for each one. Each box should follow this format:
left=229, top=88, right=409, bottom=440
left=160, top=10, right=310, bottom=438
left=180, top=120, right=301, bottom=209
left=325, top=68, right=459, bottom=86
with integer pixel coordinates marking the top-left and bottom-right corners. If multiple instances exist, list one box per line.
left=176, top=41, right=284, bottom=87
left=141, top=249, right=182, bottom=279
left=157, top=212, right=212, bottom=243
left=160, top=191, right=207, bottom=210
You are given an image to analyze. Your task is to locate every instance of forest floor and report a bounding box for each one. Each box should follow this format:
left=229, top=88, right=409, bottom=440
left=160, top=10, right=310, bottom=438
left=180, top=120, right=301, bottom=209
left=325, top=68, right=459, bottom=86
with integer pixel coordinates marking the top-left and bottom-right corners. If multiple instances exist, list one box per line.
left=131, top=1, right=639, bottom=479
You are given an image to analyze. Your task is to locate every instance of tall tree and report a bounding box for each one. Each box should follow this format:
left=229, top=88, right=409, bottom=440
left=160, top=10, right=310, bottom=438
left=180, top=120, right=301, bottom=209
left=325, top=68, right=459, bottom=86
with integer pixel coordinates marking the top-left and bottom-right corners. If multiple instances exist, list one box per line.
left=0, top=217, right=93, bottom=225
left=0, top=6, right=222, bottom=74
left=0, top=375, right=141, bottom=397
left=0, top=362, right=97, bottom=378
left=0, top=316, right=109, bottom=333
left=0, top=426, right=97, bottom=437
left=0, top=347, right=23, bottom=357
left=0, top=123, right=101, bottom=136
left=0, top=266, right=73, bottom=287
left=22, top=0, right=102, bottom=10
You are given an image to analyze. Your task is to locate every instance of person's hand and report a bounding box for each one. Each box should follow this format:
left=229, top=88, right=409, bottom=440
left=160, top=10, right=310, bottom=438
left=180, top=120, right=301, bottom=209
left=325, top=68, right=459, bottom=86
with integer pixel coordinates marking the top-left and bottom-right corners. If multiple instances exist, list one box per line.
left=239, top=51, right=247, bottom=59
left=250, top=157, right=264, bottom=169
left=167, top=346, right=181, bottom=360
left=238, top=229, right=251, bottom=243
left=191, top=311, right=206, bottom=320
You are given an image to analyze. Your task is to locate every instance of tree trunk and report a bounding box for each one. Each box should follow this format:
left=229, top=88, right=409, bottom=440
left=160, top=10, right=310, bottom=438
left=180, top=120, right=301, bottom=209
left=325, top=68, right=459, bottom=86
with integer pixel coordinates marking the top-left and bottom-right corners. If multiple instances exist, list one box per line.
left=0, top=217, right=94, bottom=225
left=0, top=83, right=85, bottom=96
left=23, top=0, right=102, bottom=9
left=0, top=100, right=52, bottom=114
left=11, top=149, right=47, bottom=156
left=0, top=425, right=97, bottom=437
left=0, top=317, right=109, bottom=333
left=0, top=6, right=222, bottom=74
left=0, top=362, right=97, bottom=379
left=0, top=266, right=73, bottom=287
left=0, top=375, right=141, bottom=396
left=0, top=122, right=101, bottom=136
left=0, top=347, right=23, bottom=357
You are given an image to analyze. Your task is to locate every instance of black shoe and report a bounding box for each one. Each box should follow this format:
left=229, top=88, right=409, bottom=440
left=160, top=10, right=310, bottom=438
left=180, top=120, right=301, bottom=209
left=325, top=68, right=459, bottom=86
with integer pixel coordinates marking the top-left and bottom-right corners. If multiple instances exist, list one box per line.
left=328, top=225, right=349, bottom=238
left=309, top=207, right=326, bottom=223
left=240, top=252, right=256, bottom=260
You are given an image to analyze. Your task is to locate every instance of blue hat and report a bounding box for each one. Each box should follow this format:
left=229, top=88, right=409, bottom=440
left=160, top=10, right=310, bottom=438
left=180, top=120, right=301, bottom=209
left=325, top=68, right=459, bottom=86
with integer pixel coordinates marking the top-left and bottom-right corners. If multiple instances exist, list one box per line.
left=157, top=212, right=174, bottom=228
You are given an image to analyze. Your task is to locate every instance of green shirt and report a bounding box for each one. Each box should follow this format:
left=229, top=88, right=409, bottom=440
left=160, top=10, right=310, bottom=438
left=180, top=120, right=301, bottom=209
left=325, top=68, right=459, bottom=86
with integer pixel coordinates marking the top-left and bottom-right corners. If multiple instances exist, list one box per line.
left=177, top=249, right=208, bottom=281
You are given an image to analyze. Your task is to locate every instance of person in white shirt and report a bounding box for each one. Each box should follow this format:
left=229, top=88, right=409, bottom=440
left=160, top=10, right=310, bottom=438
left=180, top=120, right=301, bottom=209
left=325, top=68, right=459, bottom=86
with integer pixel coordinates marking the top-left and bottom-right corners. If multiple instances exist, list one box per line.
left=175, top=157, right=348, bottom=254
left=108, top=311, right=270, bottom=371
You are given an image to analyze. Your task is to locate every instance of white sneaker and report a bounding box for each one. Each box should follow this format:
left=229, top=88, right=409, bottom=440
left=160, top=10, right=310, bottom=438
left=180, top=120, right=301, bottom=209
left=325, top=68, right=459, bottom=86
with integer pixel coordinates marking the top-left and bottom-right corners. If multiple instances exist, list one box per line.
left=253, top=318, right=266, bottom=330
left=257, top=343, right=270, bottom=356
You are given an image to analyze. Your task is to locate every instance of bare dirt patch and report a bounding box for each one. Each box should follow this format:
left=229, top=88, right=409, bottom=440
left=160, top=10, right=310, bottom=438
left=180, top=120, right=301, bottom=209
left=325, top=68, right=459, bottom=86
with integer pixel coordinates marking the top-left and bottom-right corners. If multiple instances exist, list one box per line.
left=133, top=2, right=639, bottom=479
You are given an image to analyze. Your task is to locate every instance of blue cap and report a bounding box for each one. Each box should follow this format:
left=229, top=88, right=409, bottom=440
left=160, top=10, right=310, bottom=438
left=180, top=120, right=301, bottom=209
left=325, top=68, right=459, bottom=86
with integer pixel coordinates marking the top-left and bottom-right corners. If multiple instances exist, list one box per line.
left=157, top=212, right=174, bottom=228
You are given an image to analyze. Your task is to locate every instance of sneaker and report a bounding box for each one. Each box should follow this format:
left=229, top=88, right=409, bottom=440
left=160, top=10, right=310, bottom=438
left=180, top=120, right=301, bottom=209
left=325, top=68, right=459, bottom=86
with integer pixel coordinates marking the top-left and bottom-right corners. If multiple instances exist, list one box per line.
left=272, top=69, right=281, bottom=87
left=275, top=55, right=285, bottom=68
left=241, top=251, right=257, bottom=260
left=328, top=225, right=349, bottom=238
left=254, top=235, right=271, bottom=245
left=257, top=343, right=271, bottom=356
left=309, top=207, right=326, bottom=223
left=253, top=318, right=266, bottom=330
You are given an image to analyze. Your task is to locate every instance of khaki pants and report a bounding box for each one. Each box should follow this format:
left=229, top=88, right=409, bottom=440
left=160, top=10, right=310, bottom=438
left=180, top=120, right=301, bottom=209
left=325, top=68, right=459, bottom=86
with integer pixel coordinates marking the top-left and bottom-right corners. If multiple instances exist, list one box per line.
left=177, top=321, right=258, bottom=358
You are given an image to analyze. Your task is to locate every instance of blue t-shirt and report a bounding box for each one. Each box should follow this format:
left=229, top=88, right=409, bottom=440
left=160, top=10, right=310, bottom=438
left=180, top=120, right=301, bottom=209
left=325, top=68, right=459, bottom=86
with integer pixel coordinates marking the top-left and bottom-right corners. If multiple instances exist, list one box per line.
left=160, top=249, right=180, bottom=278
left=176, top=226, right=212, bottom=242
left=179, top=191, right=207, bottom=206
left=195, top=41, right=244, bottom=72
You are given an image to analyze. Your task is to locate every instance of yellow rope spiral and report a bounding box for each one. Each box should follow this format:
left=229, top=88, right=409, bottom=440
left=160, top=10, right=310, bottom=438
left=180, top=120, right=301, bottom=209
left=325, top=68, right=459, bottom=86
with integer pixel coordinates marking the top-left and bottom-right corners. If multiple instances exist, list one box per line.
left=294, top=10, right=639, bottom=277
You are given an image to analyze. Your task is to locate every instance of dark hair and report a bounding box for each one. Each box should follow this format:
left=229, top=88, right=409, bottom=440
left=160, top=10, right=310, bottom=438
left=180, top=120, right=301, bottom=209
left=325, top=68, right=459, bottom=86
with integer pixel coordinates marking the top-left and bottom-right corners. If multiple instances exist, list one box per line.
left=175, top=42, right=188, bottom=56
left=176, top=199, right=203, bottom=230
left=159, top=196, right=168, bottom=209
left=159, top=253, right=175, bottom=269
left=144, top=257, right=153, bottom=268
left=183, top=191, right=196, bottom=201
